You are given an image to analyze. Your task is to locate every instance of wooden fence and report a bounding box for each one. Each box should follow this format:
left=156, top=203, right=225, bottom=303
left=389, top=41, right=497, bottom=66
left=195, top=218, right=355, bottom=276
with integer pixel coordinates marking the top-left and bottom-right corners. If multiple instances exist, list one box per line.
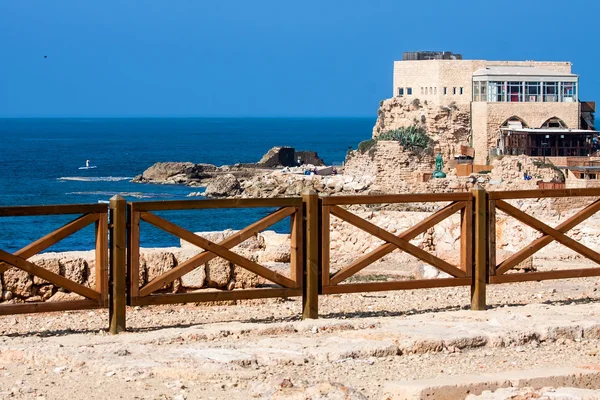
left=0, top=204, right=109, bottom=315
left=126, top=197, right=304, bottom=306
left=1, top=188, right=600, bottom=333
left=319, top=193, right=473, bottom=294
left=487, top=189, right=600, bottom=284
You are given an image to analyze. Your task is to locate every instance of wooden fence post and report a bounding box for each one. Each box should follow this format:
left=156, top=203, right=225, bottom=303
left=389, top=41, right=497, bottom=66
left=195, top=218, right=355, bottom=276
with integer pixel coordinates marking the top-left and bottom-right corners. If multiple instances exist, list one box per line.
left=471, top=186, right=487, bottom=310
left=109, top=195, right=126, bottom=333
left=302, top=189, right=318, bottom=319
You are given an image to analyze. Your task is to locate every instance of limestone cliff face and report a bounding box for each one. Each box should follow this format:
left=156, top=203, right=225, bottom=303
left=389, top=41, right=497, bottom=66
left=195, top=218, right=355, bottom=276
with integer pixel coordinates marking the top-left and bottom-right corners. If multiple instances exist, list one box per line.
left=372, top=97, right=471, bottom=159
left=343, top=140, right=435, bottom=192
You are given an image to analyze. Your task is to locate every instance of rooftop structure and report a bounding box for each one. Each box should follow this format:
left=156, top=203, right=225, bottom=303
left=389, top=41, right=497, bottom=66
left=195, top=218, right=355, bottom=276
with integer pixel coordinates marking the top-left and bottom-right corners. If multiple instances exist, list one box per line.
left=402, top=51, right=462, bottom=61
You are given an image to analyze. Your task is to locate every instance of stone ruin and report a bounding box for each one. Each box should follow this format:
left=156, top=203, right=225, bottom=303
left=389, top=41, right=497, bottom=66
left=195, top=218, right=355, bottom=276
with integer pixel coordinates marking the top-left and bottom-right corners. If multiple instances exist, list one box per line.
left=256, top=147, right=325, bottom=168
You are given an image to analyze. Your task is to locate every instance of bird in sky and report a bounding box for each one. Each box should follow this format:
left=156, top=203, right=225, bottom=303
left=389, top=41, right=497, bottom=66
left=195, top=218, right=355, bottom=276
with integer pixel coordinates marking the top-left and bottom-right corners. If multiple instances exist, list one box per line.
left=44, top=55, right=47, bottom=59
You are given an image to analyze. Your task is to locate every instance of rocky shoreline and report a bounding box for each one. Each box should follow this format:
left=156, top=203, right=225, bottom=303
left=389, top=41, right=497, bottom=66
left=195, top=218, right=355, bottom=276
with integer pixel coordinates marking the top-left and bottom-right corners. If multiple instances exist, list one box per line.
left=130, top=138, right=568, bottom=200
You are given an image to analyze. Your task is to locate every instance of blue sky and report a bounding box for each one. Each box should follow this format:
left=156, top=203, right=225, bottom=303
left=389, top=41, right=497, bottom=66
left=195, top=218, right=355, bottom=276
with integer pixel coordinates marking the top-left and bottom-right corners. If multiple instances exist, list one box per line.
left=1, top=0, right=598, bottom=117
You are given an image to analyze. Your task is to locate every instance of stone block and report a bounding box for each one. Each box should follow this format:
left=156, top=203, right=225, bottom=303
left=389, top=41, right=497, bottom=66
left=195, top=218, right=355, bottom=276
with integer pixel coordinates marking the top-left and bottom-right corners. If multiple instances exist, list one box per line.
left=205, top=257, right=232, bottom=288
left=30, top=257, right=61, bottom=285
left=180, top=266, right=206, bottom=289
left=142, top=251, right=178, bottom=290
left=3, top=268, right=33, bottom=298
left=60, top=257, right=87, bottom=285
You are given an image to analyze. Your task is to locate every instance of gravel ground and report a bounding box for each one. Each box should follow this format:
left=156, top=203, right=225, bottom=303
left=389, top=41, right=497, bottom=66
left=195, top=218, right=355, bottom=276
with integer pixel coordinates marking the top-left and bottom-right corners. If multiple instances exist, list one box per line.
left=0, top=277, right=599, bottom=399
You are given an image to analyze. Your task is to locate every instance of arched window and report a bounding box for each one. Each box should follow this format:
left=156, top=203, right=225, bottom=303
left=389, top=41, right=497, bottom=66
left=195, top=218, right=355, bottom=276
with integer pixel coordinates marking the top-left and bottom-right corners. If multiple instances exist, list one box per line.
left=541, top=117, right=567, bottom=129
left=500, top=116, right=528, bottom=129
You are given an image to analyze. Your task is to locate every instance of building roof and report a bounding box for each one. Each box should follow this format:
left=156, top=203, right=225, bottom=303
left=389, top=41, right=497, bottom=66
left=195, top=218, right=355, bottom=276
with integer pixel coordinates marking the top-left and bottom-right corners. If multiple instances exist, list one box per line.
left=568, top=166, right=600, bottom=171
left=473, top=66, right=577, bottom=78
left=500, top=128, right=598, bottom=134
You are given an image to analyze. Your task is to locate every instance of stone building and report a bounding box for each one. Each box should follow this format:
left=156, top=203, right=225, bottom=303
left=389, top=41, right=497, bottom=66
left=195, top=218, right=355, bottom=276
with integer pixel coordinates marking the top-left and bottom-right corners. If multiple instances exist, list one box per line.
left=392, top=53, right=596, bottom=164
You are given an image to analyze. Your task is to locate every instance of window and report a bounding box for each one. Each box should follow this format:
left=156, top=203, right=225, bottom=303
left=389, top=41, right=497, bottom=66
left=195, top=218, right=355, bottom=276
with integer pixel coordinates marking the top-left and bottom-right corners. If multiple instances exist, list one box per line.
left=421, top=87, right=424, bottom=95
left=398, top=88, right=404, bottom=96
left=544, top=82, right=558, bottom=102
left=434, top=87, right=437, bottom=95
left=453, top=87, right=457, bottom=95
left=473, top=82, right=480, bottom=101
left=507, top=81, right=523, bottom=102
left=542, top=117, right=566, bottom=129
left=489, top=81, right=506, bottom=102
left=562, top=82, right=576, bottom=102
left=525, top=82, right=540, bottom=102
left=443, top=87, right=447, bottom=95
left=460, top=87, right=464, bottom=95
left=407, top=87, right=412, bottom=95
left=429, top=87, right=433, bottom=95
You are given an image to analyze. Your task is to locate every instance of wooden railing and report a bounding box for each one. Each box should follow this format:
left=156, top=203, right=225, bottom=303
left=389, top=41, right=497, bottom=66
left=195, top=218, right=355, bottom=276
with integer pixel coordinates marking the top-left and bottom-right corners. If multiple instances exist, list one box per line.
left=487, top=189, right=600, bottom=284
left=2, top=187, right=600, bottom=333
left=0, top=204, right=109, bottom=315
left=125, top=197, right=304, bottom=309
left=319, top=193, right=473, bottom=294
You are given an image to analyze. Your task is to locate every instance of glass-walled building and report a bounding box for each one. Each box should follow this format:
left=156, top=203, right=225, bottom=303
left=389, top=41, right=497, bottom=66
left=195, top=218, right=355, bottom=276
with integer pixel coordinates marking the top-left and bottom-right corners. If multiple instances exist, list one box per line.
left=472, top=67, right=578, bottom=103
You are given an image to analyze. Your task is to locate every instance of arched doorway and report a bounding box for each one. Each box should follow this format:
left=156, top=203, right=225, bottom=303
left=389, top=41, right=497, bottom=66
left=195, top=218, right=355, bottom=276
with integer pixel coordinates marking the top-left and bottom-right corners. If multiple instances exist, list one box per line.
left=499, top=117, right=529, bottom=155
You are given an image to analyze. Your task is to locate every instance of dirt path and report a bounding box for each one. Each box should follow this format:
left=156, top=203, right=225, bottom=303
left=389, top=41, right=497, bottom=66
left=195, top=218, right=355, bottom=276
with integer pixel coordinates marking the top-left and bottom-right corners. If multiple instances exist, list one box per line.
left=1, top=278, right=600, bottom=399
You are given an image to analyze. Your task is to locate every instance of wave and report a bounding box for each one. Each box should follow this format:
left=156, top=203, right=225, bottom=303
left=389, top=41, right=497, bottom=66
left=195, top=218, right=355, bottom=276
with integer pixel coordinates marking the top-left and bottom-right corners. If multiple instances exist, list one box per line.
left=58, top=176, right=133, bottom=182
left=67, top=191, right=177, bottom=199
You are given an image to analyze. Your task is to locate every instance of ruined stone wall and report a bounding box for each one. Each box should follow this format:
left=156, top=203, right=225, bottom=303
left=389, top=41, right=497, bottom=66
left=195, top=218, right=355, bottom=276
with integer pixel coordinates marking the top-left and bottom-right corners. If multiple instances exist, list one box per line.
left=372, top=97, right=471, bottom=160
left=471, top=102, right=488, bottom=164
left=490, top=155, right=564, bottom=185
left=566, top=178, right=600, bottom=189
left=0, top=230, right=297, bottom=304
left=344, top=141, right=435, bottom=191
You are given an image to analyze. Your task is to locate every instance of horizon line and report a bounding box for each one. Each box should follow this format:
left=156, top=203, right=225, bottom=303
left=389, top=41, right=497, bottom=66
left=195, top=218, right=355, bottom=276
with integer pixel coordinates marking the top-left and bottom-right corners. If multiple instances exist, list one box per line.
left=0, top=115, right=376, bottom=119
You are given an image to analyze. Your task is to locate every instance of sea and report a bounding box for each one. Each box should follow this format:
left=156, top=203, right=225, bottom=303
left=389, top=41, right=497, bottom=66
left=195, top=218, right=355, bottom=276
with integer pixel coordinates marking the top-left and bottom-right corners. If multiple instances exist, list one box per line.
left=0, top=118, right=373, bottom=252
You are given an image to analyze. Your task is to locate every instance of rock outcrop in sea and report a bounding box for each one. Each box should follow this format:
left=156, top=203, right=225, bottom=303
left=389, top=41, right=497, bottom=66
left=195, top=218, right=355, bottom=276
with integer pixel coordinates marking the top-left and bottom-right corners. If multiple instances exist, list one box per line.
left=132, top=162, right=218, bottom=186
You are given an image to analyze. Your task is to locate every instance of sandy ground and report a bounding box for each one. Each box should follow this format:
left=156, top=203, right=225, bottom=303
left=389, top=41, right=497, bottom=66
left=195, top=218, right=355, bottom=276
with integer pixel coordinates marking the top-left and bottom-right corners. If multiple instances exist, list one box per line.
left=1, top=277, right=600, bottom=399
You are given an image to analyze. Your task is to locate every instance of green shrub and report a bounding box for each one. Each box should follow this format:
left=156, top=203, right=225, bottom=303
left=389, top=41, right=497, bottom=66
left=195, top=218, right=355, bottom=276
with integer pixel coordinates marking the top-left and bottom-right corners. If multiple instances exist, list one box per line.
left=412, top=98, right=421, bottom=108
left=378, top=126, right=433, bottom=154
left=420, top=115, right=426, bottom=124
left=358, top=139, right=377, bottom=154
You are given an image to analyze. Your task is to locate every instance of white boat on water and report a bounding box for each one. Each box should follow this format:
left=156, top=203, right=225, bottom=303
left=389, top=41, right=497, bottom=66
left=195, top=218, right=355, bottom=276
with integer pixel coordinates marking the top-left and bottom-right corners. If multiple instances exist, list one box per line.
left=78, top=159, right=97, bottom=170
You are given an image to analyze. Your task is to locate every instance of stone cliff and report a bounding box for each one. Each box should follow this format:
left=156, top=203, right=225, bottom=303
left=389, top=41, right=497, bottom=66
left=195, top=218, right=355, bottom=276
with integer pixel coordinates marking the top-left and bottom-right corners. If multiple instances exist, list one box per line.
left=343, top=140, right=435, bottom=192
left=372, top=97, right=471, bottom=160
